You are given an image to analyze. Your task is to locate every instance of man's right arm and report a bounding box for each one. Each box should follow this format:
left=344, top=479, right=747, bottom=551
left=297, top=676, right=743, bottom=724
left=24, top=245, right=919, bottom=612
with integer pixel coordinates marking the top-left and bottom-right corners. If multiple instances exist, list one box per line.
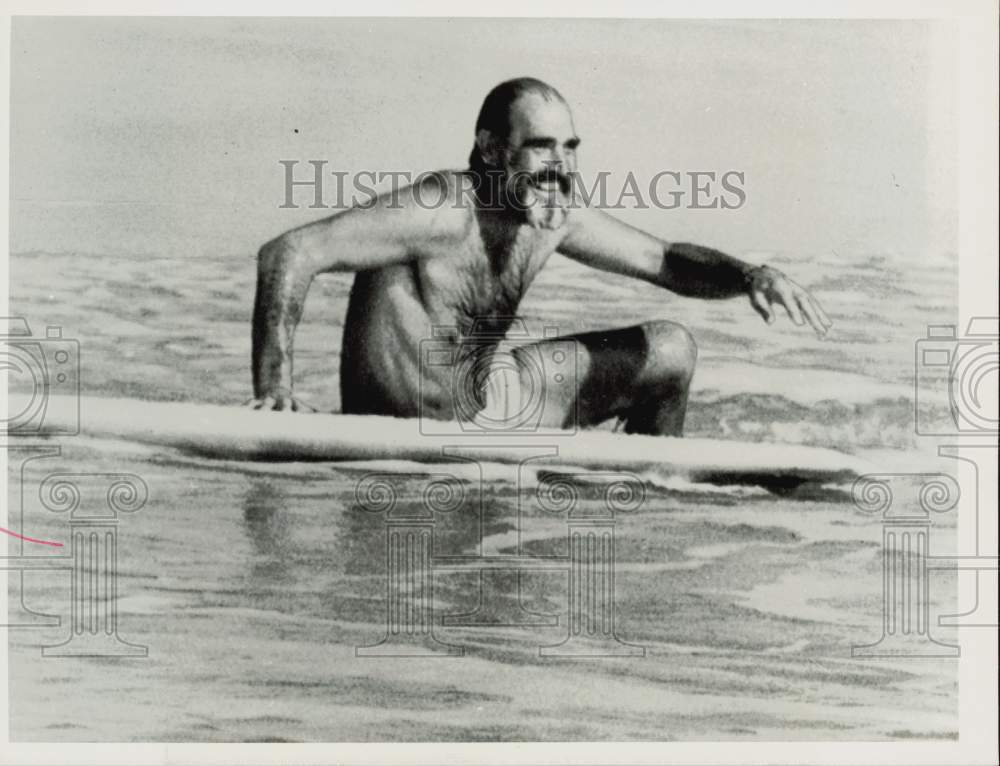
left=250, top=176, right=462, bottom=408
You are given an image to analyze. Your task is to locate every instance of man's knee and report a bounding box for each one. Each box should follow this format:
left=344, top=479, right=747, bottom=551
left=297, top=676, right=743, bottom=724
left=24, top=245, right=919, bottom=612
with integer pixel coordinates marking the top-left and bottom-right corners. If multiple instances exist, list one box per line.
left=641, top=320, right=697, bottom=383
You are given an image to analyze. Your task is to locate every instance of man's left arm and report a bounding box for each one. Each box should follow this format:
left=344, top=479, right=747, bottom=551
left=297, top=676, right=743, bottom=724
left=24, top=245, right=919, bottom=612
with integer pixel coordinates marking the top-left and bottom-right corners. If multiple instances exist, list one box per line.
left=557, top=207, right=831, bottom=334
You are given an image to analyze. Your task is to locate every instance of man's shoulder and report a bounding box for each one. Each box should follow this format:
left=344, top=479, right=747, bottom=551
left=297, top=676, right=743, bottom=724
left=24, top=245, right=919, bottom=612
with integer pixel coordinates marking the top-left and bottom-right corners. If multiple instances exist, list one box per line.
left=403, top=169, right=478, bottom=204
left=380, top=169, right=477, bottom=242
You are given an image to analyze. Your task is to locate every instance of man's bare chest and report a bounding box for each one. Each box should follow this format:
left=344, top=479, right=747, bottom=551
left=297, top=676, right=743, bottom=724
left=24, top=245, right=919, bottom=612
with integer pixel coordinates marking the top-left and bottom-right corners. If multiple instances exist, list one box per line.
left=420, top=225, right=563, bottom=315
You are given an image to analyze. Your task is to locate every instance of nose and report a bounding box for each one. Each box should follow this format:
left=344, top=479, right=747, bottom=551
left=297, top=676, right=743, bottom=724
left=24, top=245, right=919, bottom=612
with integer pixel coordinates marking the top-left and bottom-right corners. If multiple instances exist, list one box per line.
left=549, top=147, right=566, bottom=170
left=540, top=152, right=566, bottom=180
left=551, top=145, right=578, bottom=175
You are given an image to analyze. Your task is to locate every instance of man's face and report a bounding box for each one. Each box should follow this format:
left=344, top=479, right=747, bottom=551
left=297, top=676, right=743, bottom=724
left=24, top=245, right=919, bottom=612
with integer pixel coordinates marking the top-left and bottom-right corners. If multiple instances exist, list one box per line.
left=500, top=93, right=579, bottom=229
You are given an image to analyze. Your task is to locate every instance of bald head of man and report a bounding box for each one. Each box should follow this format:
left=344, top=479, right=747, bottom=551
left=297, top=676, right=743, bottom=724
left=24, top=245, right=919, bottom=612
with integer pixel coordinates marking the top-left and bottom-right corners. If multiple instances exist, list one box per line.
left=468, top=77, right=580, bottom=230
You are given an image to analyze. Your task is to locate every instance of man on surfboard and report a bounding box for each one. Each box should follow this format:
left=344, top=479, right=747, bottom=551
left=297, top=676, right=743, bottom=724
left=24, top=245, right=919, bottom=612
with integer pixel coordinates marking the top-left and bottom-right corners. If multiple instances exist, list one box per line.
left=250, top=77, right=831, bottom=436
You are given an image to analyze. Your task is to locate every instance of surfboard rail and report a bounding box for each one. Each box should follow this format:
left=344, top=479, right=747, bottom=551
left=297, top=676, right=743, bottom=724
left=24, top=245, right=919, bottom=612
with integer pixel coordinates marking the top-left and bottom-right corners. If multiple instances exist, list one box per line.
left=7, top=394, right=872, bottom=486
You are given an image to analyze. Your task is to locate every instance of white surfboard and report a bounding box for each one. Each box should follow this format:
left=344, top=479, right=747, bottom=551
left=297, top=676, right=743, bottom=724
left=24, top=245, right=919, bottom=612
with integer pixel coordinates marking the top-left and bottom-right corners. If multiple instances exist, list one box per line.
left=7, top=394, right=873, bottom=488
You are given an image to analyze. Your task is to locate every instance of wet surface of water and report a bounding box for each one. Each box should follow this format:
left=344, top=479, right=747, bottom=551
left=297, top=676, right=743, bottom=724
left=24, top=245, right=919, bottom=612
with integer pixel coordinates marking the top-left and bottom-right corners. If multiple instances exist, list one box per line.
left=6, top=246, right=961, bottom=741
left=7, top=438, right=959, bottom=741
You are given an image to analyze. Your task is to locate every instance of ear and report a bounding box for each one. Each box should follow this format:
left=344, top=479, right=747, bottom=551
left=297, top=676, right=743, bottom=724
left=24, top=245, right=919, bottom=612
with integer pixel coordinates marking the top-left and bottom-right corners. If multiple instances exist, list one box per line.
left=475, top=129, right=503, bottom=167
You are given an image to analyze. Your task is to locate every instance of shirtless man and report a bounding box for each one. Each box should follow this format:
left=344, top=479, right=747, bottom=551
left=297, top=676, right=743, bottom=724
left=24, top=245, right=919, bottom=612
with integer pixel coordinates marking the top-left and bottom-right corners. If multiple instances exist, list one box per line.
left=249, top=77, right=830, bottom=436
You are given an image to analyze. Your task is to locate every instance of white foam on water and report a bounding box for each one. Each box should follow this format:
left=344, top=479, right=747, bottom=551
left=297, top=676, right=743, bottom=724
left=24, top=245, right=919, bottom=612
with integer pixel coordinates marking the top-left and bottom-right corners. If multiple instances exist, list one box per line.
left=695, top=359, right=912, bottom=405
left=335, top=458, right=544, bottom=487
left=637, top=471, right=771, bottom=497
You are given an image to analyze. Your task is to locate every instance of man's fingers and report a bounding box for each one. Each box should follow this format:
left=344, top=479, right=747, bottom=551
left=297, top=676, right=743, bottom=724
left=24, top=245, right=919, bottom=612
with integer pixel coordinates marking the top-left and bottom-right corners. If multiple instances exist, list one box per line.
left=245, top=394, right=317, bottom=412
left=778, top=288, right=805, bottom=326
left=753, top=269, right=831, bottom=334
left=796, top=293, right=827, bottom=335
left=810, top=295, right=833, bottom=329
left=808, top=295, right=833, bottom=332
left=750, top=288, right=775, bottom=324
left=249, top=395, right=294, bottom=411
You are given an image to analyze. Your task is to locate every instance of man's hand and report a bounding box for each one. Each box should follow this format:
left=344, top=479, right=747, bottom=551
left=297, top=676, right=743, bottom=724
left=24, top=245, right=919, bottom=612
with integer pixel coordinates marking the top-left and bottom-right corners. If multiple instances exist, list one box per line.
left=243, top=392, right=317, bottom=412
left=747, top=265, right=832, bottom=336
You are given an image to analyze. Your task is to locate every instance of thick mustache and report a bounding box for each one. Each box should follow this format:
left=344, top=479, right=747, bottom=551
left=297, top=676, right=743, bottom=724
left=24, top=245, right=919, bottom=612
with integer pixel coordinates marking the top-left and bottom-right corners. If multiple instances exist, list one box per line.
left=526, top=171, right=572, bottom=195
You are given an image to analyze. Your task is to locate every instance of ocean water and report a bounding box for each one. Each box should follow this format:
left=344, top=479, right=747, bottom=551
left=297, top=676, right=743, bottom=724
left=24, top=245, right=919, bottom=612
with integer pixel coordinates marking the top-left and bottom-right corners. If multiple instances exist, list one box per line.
left=10, top=245, right=958, bottom=449
left=6, top=244, right=962, bottom=741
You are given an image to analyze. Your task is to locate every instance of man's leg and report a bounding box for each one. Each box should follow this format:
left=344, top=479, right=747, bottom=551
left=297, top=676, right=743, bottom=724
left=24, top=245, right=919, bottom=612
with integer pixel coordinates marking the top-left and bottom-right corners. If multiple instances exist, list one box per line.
left=515, top=320, right=698, bottom=437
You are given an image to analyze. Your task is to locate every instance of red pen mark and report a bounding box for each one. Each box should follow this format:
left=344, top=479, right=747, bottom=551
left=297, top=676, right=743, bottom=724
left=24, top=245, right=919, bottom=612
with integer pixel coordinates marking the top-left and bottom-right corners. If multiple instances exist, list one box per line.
left=0, top=526, right=64, bottom=547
